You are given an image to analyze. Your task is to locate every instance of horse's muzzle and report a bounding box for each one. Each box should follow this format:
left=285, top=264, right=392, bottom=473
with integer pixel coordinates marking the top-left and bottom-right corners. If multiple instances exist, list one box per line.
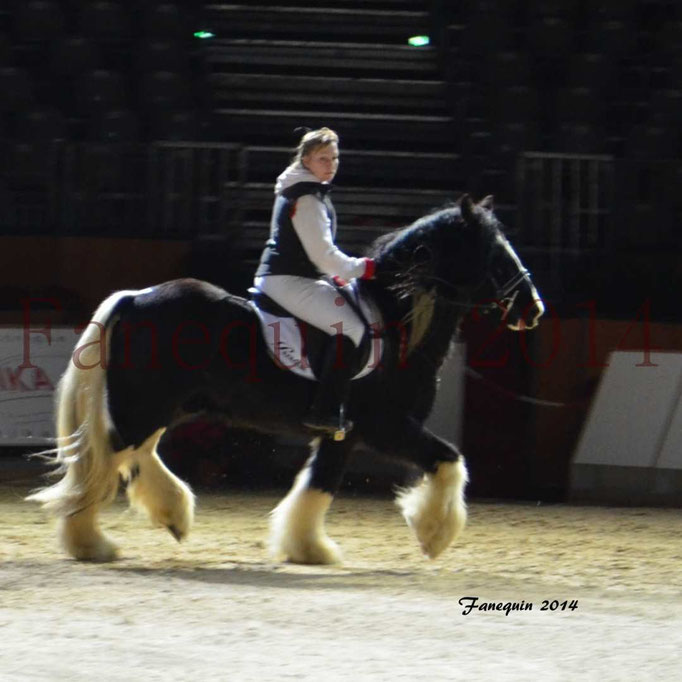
left=507, top=298, right=545, bottom=331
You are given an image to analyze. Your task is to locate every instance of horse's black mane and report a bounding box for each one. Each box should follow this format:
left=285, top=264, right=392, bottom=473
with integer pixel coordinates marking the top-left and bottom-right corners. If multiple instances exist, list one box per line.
left=365, top=203, right=500, bottom=302
left=366, top=204, right=462, bottom=260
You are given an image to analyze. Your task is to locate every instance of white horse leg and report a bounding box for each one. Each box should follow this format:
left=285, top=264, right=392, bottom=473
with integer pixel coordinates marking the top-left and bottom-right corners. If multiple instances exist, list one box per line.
left=27, top=289, right=143, bottom=561
left=396, top=458, right=468, bottom=559
left=58, top=503, right=120, bottom=562
left=32, top=392, right=123, bottom=562
left=118, top=429, right=195, bottom=542
left=50, top=438, right=128, bottom=562
left=269, top=445, right=342, bottom=564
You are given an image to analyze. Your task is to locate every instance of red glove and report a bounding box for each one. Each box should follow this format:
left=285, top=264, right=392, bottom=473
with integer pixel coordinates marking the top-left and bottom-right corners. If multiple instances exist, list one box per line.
left=333, top=259, right=375, bottom=287
left=361, top=258, right=376, bottom=280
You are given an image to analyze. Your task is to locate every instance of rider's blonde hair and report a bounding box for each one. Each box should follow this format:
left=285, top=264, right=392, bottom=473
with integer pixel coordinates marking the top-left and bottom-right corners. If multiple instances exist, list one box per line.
left=293, top=127, right=339, bottom=166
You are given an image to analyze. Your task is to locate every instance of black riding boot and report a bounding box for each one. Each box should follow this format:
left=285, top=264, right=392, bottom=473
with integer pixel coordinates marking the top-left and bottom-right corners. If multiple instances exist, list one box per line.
left=303, top=335, right=357, bottom=440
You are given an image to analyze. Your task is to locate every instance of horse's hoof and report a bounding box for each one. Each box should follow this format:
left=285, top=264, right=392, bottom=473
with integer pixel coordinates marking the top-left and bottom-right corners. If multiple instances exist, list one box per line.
left=283, top=536, right=343, bottom=565
left=167, top=524, right=184, bottom=542
left=416, top=514, right=455, bottom=560
left=67, top=538, right=119, bottom=562
left=59, top=518, right=120, bottom=562
left=396, top=460, right=468, bottom=560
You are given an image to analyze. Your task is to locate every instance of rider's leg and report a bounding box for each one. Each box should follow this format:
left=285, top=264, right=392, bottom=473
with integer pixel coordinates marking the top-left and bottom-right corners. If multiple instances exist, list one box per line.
left=254, top=275, right=365, bottom=437
left=254, top=276, right=365, bottom=346
left=303, top=333, right=358, bottom=435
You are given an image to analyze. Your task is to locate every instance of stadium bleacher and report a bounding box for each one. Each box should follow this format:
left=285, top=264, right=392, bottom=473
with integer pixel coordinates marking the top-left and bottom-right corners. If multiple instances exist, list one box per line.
left=0, top=0, right=681, bottom=273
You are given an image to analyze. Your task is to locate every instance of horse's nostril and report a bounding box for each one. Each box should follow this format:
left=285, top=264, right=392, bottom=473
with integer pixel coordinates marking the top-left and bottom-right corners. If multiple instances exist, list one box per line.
left=533, top=301, right=545, bottom=325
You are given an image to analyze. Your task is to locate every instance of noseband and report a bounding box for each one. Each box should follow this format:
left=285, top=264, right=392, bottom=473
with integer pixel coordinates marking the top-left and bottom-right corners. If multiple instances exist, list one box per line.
left=489, top=267, right=531, bottom=301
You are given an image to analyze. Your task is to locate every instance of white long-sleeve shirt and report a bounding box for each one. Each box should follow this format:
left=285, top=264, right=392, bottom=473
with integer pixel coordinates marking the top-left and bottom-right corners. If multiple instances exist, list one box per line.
left=276, top=165, right=369, bottom=281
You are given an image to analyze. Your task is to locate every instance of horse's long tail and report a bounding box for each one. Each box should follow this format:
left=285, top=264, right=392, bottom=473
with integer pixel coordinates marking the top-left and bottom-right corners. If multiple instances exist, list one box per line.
left=27, top=290, right=138, bottom=517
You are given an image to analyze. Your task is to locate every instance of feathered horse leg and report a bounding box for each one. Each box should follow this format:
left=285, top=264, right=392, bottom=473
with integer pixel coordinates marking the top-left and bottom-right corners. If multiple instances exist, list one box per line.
left=27, top=291, right=138, bottom=561
left=269, top=437, right=353, bottom=564
left=396, top=458, right=468, bottom=559
left=364, top=417, right=468, bottom=559
left=118, top=428, right=195, bottom=542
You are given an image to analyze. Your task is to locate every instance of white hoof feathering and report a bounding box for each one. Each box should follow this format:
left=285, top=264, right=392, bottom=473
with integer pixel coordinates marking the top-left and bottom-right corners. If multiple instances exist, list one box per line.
left=396, top=458, right=468, bottom=559
left=120, top=435, right=195, bottom=543
left=269, top=467, right=342, bottom=565
left=26, top=289, right=144, bottom=560
left=59, top=511, right=119, bottom=562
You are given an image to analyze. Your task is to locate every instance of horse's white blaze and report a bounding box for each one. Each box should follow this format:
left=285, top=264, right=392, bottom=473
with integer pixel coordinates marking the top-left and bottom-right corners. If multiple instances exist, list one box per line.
left=531, top=296, right=545, bottom=327
left=118, top=429, right=195, bottom=542
left=396, top=458, right=468, bottom=559
left=269, top=450, right=342, bottom=564
left=498, top=233, right=523, bottom=267
left=497, top=234, right=544, bottom=331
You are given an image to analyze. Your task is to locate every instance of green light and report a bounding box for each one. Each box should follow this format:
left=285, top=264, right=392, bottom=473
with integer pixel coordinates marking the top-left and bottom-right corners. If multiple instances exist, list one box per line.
left=408, top=35, right=430, bottom=47
left=194, top=31, right=215, bottom=39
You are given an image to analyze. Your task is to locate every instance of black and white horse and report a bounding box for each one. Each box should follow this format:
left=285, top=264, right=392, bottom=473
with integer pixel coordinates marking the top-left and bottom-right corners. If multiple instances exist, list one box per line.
left=29, top=194, right=544, bottom=563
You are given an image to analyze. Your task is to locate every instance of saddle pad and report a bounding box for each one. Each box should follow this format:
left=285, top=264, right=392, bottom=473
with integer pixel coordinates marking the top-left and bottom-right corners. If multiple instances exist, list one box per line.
left=249, top=282, right=384, bottom=381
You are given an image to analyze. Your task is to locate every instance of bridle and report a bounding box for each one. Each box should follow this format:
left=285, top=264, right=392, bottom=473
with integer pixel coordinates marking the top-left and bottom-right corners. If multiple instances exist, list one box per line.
left=487, top=267, right=532, bottom=319
left=427, top=249, right=533, bottom=316
left=491, top=267, right=531, bottom=301
left=394, top=215, right=535, bottom=317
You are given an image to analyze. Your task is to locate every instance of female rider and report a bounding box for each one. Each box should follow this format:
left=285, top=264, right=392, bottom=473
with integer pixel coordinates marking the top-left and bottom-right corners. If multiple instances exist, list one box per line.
left=253, top=127, right=376, bottom=436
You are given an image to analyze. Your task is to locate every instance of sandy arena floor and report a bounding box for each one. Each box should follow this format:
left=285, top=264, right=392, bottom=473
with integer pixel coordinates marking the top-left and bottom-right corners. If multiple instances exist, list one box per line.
left=1, top=479, right=681, bottom=681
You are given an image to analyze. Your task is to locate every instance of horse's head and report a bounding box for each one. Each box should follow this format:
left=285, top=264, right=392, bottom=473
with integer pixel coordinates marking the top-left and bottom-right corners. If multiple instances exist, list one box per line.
left=370, top=194, right=544, bottom=331
left=458, top=194, right=544, bottom=330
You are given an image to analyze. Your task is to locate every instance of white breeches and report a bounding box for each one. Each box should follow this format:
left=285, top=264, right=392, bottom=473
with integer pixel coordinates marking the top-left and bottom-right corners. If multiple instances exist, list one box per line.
left=254, top=275, right=365, bottom=347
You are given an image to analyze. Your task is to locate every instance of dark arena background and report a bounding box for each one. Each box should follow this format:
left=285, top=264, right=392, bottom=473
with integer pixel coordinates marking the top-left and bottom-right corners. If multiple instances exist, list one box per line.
left=1, top=2, right=681, bottom=680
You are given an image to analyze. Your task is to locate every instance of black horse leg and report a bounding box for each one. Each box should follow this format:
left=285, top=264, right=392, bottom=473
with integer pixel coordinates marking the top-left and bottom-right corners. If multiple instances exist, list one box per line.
left=308, top=435, right=354, bottom=494
left=363, top=416, right=468, bottom=559
left=269, top=436, right=355, bottom=564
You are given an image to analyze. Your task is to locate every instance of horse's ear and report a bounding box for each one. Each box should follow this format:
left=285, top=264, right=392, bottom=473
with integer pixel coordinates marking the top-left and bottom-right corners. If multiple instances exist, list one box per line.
left=459, top=193, right=475, bottom=223
left=479, top=195, right=494, bottom=210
